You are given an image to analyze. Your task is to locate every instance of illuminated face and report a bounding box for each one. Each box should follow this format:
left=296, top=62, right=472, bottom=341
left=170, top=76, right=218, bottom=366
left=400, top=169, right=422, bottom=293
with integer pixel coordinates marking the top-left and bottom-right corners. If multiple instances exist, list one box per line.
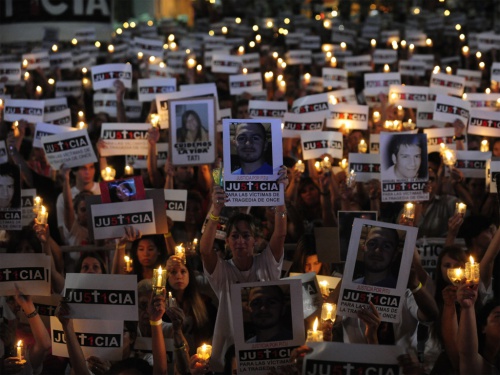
left=116, top=184, right=132, bottom=201
left=80, top=257, right=103, bottom=274
left=226, top=220, right=255, bottom=260
left=234, top=124, right=267, bottom=163
left=168, top=263, right=189, bottom=291
left=304, top=255, right=322, bottom=274
left=0, top=175, right=14, bottom=208
left=248, top=287, right=285, bottom=329
left=440, top=254, right=463, bottom=283
left=363, top=228, right=398, bottom=273
left=392, top=144, right=422, bottom=179
left=136, top=239, right=159, bottom=268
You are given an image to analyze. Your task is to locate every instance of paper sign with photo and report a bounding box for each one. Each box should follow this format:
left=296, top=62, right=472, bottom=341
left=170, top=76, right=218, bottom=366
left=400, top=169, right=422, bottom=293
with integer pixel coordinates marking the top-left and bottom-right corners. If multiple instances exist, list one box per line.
left=0, top=62, right=21, bottom=84
left=338, top=211, right=378, bottom=262
left=168, top=97, right=216, bottom=166
left=4, top=98, right=45, bottom=123
left=423, top=128, right=455, bottom=153
left=466, top=93, right=500, bottom=111
left=99, top=123, right=150, bottom=156
left=430, top=72, right=465, bottom=97
left=64, top=273, right=138, bottom=320
left=90, top=199, right=157, bottom=240
left=51, top=317, right=123, bottom=361
left=282, top=112, right=324, bottom=138
left=388, top=85, right=428, bottom=108
left=42, top=129, right=97, bottom=169
left=91, top=63, right=133, bottom=91
left=322, top=68, right=348, bottom=89
left=33, top=122, right=75, bottom=148
left=229, top=72, right=263, bottom=96
left=0, top=254, right=51, bottom=296
left=301, top=131, right=343, bottom=160
left=337, top=219, right=418, bottom=323
left=284, top=272, right=322, bottom=318
left=211, top=53, right=241, bottom=74
left=164, top=189, right=188, bottom=222
left=55, top=81, right=82, bottom=98
left=433, top=94, right=471, bottom=125
left=348, top=153, right=381, bottom=182
left=380, top=132, right=429, bottom=202
left=328, top=103, right=369, bottom=130
left=231, top=279, right=305, bottom=375
left=303, top=342, right=403, bottom=374
left=454, top=151, right=491, bottom=178
left=138, top=78, right=177, bottom=102
left=222, top=118, right=284, bottom=206
left=248, top=100, right=287, bottom=119
left=100, top=176, right=146, bottom=204
left=21, top=189, right=36, bottom=227
left=468, top=109, right=500, bottom=137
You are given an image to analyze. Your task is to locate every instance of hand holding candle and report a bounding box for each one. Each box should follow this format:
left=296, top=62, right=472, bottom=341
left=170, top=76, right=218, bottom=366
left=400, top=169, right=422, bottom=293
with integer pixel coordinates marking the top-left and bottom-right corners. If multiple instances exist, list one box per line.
left=153, top=266, right=166, bottom=295
left=465, top=256, right=480, bottom=284
left=197, top=343, right=212, bottom=362
left=36, top=206, right=48, bottom=225
left=295, top=159, right=305, bottom=173
left=455, top=202, right=467, bottom=216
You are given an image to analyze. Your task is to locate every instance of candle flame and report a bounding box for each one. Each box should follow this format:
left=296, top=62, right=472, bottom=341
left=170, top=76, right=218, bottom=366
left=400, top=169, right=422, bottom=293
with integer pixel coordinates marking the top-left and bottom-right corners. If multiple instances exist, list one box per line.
left=17, top=340, right=22, bottom=347
left=320, top=280, right=328, bottom=287
left=326, top=303, right=333, bottom=312
left=313, top=317, right=319, bottom=332
left=469, top=256, right=474, bottom=265
left=158, top=265, right=162, bottom=273
left=124, top=255, right=130, bottom=262
left=202, top=343, right=207, bottom=350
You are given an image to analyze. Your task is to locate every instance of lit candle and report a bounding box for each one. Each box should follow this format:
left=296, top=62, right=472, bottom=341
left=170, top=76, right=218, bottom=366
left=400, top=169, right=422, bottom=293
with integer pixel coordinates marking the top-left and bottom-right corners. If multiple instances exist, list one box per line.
left=339, top=158, right=348, bottom=170
left=16, top=340, right=23, bottom=360
left=303, top=73, right=311, bottom=84
left=347, top=170, right=356, bottom=188
left=33, top=196, right=43, bottom=213
left=264, top=71, right=273, bottom=82
left=404, top=202, right=415, bottom=220
left=197, top=343, right=212, bottom=362
left=306, top=317, right=323, bottom=342
left=319, top=280, right=330, bottom=295
left=322, top=156, right=332, bottom=171
left=295, top=159, right=305, bottom=173
left=124, top=255, right=132, bottom=272
left=373, top=111, right=381, bottom=123
left=402, top=119, right=415, bottom=130
left=150, top=113, right=160, bottom=127
left=397, top=105, right=404, bottom=118
left=101, top=166, right=116, bottom=181
left=314, top=161, right=322, bottom=173
left=124, top=165, right=134, bottom=175
left=193, top=238, right=198, bottom=248
left=358, top=139, right=368, bottom=153
left=175, top=244, right=186, bottom=262
left=157, top=266, right=163, bottom=287
left=465, top=256, right=480, bottom=284
left=447, top=267, right=463, bottom=286
left=455, top=202, right=467, bottom=216
left=480, top=139, right=489, bottom=152
left=37, top=206, right=48, bottom=225
left=384, top=120, right=392, bottom=129
left=36, top=85, right=42, bottom=94
left=321, top=303, right=336, bottom=322
left=168, top=291, right=176, bottom=307
left=77, top=121, right=87, bottom=129
left=12, top=121, right=19, bottom=137
left=442, top=149, right=457, bottom=166
left=383, top=64, right=390, bottom=73
left=186, top=58, right=196, bottom=69
left=153, top=266, right=166, bottom=294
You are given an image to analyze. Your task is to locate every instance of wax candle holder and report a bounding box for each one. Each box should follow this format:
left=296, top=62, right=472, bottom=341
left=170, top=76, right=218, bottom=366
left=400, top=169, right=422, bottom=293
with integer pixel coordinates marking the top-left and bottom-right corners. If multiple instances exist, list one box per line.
left=306, top=318, right=323, bottom=342
left=339, top=158, right=348, bottom=171
left=372, top=111, right=381, bottom=123
left=153, top=266, right=166, bottom=295
left=455, top=202, right=467, bottom=216
left=197, top=344, right=212, bottom=363
left=212, top=166, right=224, bottom=186
left=295, top=160, right=305, bottom=173
left=358, top=139, right=368, bottom=153
left=465, top=256, right=480, bottom=284
left=33, top=196, right=43, bottom=214
left=447, top=268, right=463, bottom=286
left=480, top=140, right=489, bottom=152
left=403, top=202, right=415, bottom=221
left=101, top=167, right=116, bottom=181
left=321, top=303, right=337, bottom=322
left=175, top=244, right=186, bottom=263
left=319, top=280, right=330, bottom=296
left=124, top=165, right=134, bottom=176
left=36, top=206, right=48, bottom=225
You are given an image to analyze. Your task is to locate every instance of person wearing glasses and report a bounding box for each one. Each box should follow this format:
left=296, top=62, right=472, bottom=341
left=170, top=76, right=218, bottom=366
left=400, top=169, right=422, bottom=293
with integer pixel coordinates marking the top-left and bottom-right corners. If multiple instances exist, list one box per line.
left=232, top=122, right=273, bottom=175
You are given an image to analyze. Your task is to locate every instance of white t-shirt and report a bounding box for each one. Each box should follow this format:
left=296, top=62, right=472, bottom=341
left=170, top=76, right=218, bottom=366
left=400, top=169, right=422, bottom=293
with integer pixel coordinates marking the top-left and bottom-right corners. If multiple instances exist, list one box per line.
left=56, top=183, right=100, bottom=243
left=204, top=245, right=283, bottom=372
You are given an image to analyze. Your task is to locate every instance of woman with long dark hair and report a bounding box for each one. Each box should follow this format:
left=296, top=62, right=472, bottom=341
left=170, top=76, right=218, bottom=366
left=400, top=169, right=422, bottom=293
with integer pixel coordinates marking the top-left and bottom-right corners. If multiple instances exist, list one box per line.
left=177, top=110, right=209, bottom=143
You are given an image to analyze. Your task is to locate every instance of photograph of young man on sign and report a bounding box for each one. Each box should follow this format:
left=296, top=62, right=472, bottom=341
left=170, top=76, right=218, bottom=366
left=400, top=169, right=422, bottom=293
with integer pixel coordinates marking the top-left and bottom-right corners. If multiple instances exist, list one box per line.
left=382, top=133, right=428, bottom=180
left=231, top=121, right=273, bottom=175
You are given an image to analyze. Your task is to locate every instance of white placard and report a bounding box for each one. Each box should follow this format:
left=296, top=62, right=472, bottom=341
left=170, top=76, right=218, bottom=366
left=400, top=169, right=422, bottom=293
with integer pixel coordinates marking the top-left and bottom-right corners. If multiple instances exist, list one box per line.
left=22, top=51, right=50, bottom=70
left=457, top=69, right=482, bottom=88
left=301, top=131, right=343, bottom=160
left=322, top=68, right=348, bottom=89
left=423, top=128, right=455, bottom=153
left=455, top=151, right=491, bottom=178
left=211, top=53, right=241, bottom=74
left=43, top=97, right=68, bottom=114
left=466, top=93, right=500, bottom=110
left=282, top=112, right=324, bottom=138
left=490, top=157, right=500, bottom=193
left=0, top=62, right=21, bottom=84
left=492, top=62, right=500, bottom=82
left=399, top=60, right=426, bottom=77
left=0, top=254, right=51, bottom=296
left=91, top=63, right=133, bottom=91
left=50, top=52, right=74, bottom=70
left=328, top=103, right=369, bottom=130
left=91, top=199, right=157, bottom=240
left=364, top=72, right=401, bottom=95
left=133, top=37, right=164, bottom=57
left=248, top=100, right=287, bottom=119
left=372, top=49, right=398, bottom=64
left=232, top=280, right=305, bottom=375
left=416, top=101, right=446, bottom=128
left=124, top=100, right=142, bottom=120
left=100, top=123, right=150, bottom=156
left=126, top=143, right=168, bottom=169
left=74, top=27, right=96, bottom=41
left=21, top=188, right=36, bottom=227
left=138, top=78, right=177, bottom=102
left=4, top=98, right=45, bottom=123
left=369, top=134, right=379, bottom=154
left=478, top=32, right=500, bottom=52
left=344, top=55, right=372, bottom=73
left=240, top=53, right=260, bottom=69
left=41, top=129, right=97, bottom=169
left=222, top=118, right=284, bottom=206
left=55, top=81, right=82, bottom=98
left=433, top=94, right=471, bottom=125
left=64, top=273, right=138, bottom=320
left=337, top=219, right=418, bottom=323
left=43, top=108, right=72, bottom=126
left=285, top=49, right=312, bottom=65
left=388, top=85, right=428, bottom=108
left=284, top=273, right=321, bottom=318
left=468, top=109, right=500, bottom=137
left=164, top=189, right=188, bottom=222
left=303, top=342, right=403, bottom=373
left=429, top=72, right=465, bottom=97
left=348, top=153, right=381, bottom=182
left=51, top=317, right=123, bottom=361
left=228, top=72, right=263, bottom=96
left=380, top=132, right=429, bottom=202
left=33, top=122, right=75, bottom=148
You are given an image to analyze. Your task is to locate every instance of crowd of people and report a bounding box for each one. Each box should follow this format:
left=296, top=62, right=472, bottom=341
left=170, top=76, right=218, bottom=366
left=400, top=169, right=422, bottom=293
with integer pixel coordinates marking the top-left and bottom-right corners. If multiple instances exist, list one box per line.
left=1, top=0, right=500, bottom=374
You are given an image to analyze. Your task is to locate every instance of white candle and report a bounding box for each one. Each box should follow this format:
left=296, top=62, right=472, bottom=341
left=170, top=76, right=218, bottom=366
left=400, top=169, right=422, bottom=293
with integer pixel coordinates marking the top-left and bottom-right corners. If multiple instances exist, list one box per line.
left=321, top=303, right=336, bottom=322
left=33, top=196, right=43, bottom=213
left=404, top=202, right=415, bottom=220
left=197, top=343, right=212, bottom=361
left=295, top=160, right=305, bottom=173
left=306, top=317, right=323, bottom=342
left=372, top=111, right=381, bottom=123
left=124, top=256, right=131, bottom=272
left=358, top=139, right=368, bottom=153
left=339, top=158, right=348, bottom=170
left=465, top=256, right=480, bottom=284
left=37, top=206, right=48, bottom=225
left=16, top=340, right=23, bottom=360
left=455, top=202, right=467, bottom=216
left=480, top=139, right=489, bottom=152
left=319, top=280, right=329, bottom=296
left=156, top=266, right=163, bottom=288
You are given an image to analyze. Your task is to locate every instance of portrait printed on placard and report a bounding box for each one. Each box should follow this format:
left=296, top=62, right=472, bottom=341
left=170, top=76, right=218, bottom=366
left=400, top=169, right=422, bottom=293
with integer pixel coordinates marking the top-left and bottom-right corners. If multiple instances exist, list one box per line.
left=168, top=97, right=216, bottom=166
